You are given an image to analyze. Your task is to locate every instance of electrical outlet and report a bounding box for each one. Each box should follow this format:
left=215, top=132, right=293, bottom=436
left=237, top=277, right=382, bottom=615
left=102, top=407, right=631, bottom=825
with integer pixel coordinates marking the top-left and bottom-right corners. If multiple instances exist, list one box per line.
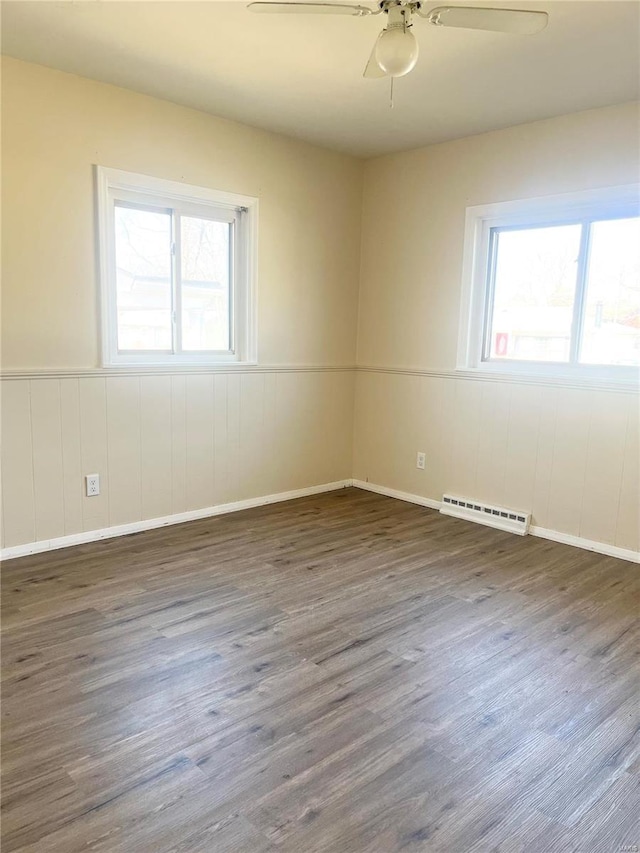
left=85, top=474, right=100, bottom=497
left=416, top=452, right=426, bottom=470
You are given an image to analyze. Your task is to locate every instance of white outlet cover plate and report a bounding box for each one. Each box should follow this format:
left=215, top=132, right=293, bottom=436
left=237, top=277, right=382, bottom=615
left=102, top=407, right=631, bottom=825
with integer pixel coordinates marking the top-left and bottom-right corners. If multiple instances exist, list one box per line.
left=85, top=474, right=100, bottom=496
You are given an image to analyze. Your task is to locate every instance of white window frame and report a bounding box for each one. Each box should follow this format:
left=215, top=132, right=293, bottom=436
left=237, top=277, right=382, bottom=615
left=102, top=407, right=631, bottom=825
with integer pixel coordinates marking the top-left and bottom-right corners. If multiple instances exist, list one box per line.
left=457, top=184, right=640, bottom=383
left=96, top=167, right=258, bottom=367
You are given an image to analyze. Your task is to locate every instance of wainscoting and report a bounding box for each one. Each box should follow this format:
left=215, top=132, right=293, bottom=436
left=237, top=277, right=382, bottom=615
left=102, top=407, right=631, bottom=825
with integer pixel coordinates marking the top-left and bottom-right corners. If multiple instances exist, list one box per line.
left=353, top=369, right=639, bottom=556
left=0, top=369, right=355, bottom=550
left=2, top=367, right=638, bottom=561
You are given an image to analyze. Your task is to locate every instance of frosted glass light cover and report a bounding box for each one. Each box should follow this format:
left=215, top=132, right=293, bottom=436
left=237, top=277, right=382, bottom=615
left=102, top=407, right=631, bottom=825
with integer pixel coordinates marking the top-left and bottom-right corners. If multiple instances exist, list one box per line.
left=375, top=27, right=418, bottom=77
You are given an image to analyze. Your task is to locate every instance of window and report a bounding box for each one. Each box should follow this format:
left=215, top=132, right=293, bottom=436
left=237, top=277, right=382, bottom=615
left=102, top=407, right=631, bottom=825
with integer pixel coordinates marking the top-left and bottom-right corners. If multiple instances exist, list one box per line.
left=97, top=168, right=257, bottom=366
left=459, top=185, right=640, bottom=381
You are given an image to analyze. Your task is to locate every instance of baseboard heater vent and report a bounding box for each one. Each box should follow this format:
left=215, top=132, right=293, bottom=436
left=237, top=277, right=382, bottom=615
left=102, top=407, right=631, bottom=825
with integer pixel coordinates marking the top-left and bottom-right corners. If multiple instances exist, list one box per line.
left=440, top=494, right=530, bottom=536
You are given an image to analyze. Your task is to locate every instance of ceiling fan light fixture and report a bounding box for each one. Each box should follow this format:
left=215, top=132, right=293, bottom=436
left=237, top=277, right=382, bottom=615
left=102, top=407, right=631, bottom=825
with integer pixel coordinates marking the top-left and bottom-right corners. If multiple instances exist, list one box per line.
left=374, top=26, right=419, bottom=77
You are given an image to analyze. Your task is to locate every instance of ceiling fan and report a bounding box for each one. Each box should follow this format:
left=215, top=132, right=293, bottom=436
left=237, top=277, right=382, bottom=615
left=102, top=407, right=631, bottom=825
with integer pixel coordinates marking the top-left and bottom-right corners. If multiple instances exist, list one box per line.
left=247, top=2, right=548, bottom=79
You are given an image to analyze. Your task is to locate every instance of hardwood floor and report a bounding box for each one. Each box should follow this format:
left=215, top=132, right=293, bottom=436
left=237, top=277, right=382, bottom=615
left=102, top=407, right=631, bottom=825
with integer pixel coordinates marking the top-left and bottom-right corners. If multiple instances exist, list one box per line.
left=1, top=487, right=639, bottom=852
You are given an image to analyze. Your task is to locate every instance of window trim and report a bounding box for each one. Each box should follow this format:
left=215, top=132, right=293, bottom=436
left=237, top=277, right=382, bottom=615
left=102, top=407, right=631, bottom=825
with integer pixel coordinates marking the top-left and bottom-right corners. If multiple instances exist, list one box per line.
left=96, top=166, right=258, bottom=367
left=457, top=184, right=640, bottom=384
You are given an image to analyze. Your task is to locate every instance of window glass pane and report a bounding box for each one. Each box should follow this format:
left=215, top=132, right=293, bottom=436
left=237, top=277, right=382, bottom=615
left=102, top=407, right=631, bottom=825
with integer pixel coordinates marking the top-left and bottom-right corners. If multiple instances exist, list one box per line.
left=487, top=224, right=581, bottom=362
left=580, top=217, right=640, bottom=366
left=115, top=205, right=172, bottom=351
left=181, top=216, right=231, bottom=351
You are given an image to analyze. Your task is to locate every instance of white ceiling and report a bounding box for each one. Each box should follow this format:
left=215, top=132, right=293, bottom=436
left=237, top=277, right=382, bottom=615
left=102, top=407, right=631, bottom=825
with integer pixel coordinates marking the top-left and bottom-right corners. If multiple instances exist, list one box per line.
left=1, top=0, right=638, bottom=157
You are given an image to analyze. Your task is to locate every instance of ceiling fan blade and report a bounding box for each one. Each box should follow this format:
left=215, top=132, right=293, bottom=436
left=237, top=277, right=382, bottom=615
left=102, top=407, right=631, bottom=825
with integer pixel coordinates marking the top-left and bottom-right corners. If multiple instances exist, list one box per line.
left=363, top=35, right=387, bottom=78
left=248, top=2, right=374, bottom=15
left=424, top=6, right=548, bottom=34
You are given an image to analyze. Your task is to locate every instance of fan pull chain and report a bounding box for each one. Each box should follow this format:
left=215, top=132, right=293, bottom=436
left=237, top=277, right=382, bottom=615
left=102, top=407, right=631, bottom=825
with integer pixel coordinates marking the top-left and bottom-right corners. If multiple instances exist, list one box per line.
left=389, top=76, right=394, bottom=109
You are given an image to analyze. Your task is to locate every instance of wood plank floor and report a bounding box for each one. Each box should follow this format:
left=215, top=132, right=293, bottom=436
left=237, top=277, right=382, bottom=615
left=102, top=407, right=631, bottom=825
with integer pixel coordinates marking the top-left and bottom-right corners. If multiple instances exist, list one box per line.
left=1, top=487, right=639, bottom=852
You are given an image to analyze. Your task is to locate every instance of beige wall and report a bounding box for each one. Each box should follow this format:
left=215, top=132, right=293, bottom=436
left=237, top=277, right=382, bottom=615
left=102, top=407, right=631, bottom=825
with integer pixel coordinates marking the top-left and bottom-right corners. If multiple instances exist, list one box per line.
left=2, top=371, right=355, bottom=547
left=357, top=102, right=640, bottom=370
left=354, top=372, right=638, bottom=553
left=1, top=58, right=362, bottom=548
left=354, top=103, right=640, bottom=554
left=1, top=57, right=363, bottom=369
left=2, top=57, right=638, bottom=556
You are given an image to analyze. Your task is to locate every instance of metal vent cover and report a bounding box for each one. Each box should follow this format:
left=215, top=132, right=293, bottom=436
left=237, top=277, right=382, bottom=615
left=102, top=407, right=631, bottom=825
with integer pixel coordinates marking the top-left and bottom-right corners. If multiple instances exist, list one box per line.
left=441, top=494, right=530, bottom=535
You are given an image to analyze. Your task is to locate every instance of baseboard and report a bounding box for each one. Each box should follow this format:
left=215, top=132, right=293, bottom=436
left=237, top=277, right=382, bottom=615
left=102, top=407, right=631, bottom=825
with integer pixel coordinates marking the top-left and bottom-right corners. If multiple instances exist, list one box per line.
left=352, top=480, right=639, bottom=564
left=351, top=480, right=441, bottom=511
left=528, top=525, right=639, bottom=564
left=4, top=478, right=637, bottom=565
left=0, top=480, right=353, bottom=561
